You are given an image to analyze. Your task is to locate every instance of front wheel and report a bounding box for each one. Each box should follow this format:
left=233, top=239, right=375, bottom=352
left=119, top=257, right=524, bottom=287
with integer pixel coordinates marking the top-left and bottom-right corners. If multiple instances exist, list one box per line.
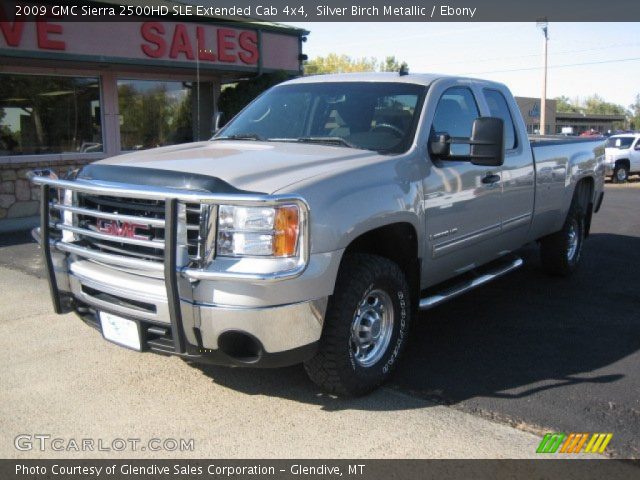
left=539, top=201, right=585, bottom=276
left=304, top=253, right=412, bottom=396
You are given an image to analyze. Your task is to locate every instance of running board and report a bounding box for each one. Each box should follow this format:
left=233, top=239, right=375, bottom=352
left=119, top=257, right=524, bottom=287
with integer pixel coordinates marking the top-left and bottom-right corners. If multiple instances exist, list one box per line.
left=419, top=256, right=524, bottom=310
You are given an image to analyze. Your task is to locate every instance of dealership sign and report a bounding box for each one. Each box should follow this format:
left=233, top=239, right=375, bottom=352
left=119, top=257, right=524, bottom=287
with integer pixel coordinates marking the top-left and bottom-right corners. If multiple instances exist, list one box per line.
left=0, top=7, right=300, bottom=72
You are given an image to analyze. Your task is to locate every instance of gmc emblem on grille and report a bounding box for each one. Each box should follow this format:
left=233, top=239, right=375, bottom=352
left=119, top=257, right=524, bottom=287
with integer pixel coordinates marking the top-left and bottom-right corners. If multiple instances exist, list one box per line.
left=97, top=220, right=151, bottom=240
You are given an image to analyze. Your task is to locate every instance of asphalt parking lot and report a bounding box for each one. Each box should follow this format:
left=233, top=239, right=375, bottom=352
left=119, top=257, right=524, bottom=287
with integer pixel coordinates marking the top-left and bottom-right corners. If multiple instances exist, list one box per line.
left=0, top=182, right=638, bottom=458
left=396, top=181, right=640, bottom=458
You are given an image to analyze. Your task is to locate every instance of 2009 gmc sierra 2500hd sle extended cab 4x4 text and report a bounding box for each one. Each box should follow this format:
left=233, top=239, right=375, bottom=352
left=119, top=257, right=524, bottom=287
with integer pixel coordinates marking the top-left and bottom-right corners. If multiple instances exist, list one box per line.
left=30, top=73, right=605, bottom=395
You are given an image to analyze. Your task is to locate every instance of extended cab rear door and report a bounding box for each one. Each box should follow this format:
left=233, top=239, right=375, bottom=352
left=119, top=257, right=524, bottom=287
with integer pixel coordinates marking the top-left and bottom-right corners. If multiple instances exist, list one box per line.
left=480, top=87, right=535, bottom=249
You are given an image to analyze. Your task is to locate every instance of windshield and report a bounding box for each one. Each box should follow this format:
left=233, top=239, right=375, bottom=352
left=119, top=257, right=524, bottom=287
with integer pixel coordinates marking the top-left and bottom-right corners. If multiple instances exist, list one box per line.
left=216, top=82, right=426, bottom=153
left=605, top=136, right=635, bottom=149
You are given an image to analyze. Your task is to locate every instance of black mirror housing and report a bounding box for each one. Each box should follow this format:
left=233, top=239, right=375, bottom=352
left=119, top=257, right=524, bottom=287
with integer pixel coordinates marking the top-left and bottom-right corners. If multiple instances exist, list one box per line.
left=429, top=117, right=505, bottom=167
left=470, top=117, right=505, bottom=167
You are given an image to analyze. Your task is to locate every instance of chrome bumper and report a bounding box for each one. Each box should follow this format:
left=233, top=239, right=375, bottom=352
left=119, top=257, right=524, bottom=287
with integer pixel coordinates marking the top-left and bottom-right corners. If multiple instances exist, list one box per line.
left=29, top=171, right=329, bottom=366
left=38, top=234, right=327, bottom=364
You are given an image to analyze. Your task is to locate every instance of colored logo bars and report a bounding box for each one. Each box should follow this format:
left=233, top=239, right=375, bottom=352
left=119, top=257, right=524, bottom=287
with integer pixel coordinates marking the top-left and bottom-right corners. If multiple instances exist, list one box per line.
left=536, top=433, right=613, bottom=454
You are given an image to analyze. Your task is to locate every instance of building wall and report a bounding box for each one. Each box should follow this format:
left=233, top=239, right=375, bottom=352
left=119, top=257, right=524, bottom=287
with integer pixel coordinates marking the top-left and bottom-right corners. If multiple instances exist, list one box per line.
left=0, top=13, right=304, bottom=231
left=555, top=114, right=627, bottom=134
left=515, top=97, right=557, bottom=134
left=514, top=97, right=626, bottom=135
left=0, top=159, right=93, bottom=222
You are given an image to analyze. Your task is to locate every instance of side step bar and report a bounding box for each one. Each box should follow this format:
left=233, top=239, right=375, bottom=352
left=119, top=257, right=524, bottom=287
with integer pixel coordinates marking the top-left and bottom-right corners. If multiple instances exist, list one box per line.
left=419, top=256, right=523, bottom=310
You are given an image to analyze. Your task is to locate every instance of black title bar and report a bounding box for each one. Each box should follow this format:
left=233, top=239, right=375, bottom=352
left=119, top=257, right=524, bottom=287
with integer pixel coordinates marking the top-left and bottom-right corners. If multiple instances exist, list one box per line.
left=2, top=0, right=640, bottom=22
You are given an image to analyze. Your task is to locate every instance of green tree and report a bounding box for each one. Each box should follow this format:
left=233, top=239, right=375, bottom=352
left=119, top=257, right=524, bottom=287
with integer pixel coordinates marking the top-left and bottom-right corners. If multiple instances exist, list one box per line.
left=555, top=94, right=629, bottom=129
left=380, top=56, right=408, bottom=72
left=555, top=94, right=626, bottom=116
left=583, top=94, right=627, bottom=116
left=555, top=95, right=581, bottom=113
left=304, top=54, right=377, bottom=75
left=303, top=54, right=409, bottom=75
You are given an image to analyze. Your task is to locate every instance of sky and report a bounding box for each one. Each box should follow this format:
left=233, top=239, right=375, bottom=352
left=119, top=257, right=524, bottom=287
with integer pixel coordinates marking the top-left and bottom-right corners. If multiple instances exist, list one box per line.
left=288, top=22, right=640, bottom=108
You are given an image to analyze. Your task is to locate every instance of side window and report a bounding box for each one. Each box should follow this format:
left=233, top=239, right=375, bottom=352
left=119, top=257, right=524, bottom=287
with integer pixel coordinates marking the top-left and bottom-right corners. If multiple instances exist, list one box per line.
left=484, top=89, right=517, bottom=150
left=432, top=87, right=479, bottom=156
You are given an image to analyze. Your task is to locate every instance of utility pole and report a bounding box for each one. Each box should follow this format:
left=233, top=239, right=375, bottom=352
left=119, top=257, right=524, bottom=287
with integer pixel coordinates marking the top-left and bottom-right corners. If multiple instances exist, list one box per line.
left=537, top=19, right=549, bottom=135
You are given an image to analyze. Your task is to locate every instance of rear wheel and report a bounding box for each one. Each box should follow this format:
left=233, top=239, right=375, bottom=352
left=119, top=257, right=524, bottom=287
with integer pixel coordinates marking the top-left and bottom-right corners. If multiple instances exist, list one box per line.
left=304, top=253, right=412, bottom=396
left=613, top=163, right=629, bottom=183
left=540, top=201, right=585, bottom=276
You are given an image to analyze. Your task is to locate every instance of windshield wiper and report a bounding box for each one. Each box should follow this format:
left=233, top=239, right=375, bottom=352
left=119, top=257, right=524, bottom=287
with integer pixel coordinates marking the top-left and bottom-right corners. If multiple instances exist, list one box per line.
left=295, top=137, right=357, bottom=149
left=215, top=133, right=265, bottom=141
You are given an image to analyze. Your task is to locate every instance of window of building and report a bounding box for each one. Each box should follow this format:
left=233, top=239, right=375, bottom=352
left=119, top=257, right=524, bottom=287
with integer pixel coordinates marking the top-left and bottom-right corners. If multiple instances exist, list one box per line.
left=484, top=89, right=518, bottom=149
left=432, top=87, right=479, bottom=156
left=117, top=80, right=193, bottom=151
left=0, top=74, right=102, bottom=156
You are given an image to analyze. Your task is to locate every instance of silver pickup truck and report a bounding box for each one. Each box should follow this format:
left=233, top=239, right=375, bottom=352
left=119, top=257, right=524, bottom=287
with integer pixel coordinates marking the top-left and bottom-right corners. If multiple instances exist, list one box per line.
left=31, top=73, right=605, bottom=396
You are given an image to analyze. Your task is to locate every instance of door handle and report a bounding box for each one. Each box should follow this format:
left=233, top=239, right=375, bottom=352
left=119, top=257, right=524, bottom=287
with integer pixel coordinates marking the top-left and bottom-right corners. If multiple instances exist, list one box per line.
left=482, top=173, right=501, bottom=185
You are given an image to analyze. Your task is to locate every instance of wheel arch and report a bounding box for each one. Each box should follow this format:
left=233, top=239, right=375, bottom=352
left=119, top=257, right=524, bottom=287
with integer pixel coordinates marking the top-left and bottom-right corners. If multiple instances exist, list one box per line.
left=341, top=222, right=420, bottom=308
left=572, top=176, right=595, bottom=237
left=615, top=158, right=631, bottom=169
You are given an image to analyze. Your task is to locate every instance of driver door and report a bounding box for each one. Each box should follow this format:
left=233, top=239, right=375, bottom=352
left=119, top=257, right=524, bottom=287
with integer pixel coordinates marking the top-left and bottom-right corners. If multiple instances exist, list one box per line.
left=423, top=86, right=504, bottom=285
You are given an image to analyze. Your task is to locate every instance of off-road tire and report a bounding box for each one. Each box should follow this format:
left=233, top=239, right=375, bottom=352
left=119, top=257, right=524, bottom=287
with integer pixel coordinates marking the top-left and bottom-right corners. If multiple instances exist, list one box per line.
left=540, top=200, right=585, bottom=277
left=304, top=254, right=412, bottom=396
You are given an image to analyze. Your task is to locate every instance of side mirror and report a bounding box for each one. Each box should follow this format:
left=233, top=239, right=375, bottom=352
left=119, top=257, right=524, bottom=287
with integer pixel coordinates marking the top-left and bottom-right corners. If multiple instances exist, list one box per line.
left=469, top=117, right=505, bottom=167
left=429, top=117, right=505, bottom=167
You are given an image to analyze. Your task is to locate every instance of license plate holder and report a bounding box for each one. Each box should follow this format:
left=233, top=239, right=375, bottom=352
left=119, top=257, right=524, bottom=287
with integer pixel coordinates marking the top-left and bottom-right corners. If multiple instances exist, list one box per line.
left=99, top=312, right=142, bottom=351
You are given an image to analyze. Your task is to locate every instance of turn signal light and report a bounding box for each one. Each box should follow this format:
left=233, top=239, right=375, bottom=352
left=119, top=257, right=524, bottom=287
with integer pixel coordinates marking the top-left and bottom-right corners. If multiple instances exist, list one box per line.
left=274, top=206, right=299, bottom=257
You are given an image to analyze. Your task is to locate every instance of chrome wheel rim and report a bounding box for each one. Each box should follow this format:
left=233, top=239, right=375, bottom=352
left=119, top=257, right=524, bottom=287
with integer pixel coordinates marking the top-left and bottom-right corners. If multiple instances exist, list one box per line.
left=616, top=169, right=627, bottom=182
left=567, top=220, right=579, bottom=261
left=350, top=289, right=394, bottom=368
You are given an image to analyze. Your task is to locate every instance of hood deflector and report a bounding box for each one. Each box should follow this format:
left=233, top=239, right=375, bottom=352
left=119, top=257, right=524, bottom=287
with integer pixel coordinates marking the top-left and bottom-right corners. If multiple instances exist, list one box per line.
left=78, top=164, right=259, bottom=194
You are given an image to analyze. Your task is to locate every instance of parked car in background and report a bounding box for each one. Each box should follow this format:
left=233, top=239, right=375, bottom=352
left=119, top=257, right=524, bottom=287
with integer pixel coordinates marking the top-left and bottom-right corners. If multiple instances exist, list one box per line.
left=604, top=133, right=640, bottom=183
left=580, top=129, right=602, bottom=137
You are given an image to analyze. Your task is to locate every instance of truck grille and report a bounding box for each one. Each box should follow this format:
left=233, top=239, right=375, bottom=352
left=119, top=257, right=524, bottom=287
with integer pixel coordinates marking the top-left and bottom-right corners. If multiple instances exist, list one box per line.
left=51, top=192, right=204, bottom=266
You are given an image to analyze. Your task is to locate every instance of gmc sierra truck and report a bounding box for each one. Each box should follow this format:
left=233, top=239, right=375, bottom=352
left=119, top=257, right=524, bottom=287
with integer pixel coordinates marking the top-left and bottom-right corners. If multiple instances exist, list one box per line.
left=30, top=73, right=605, bottom=396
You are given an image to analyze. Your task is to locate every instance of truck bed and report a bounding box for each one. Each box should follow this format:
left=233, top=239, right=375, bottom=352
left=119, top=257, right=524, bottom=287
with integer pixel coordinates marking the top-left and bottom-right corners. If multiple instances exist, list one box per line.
left=529, top=135, right=605, bottom=147
left=527, top=135, right=605, bottom=241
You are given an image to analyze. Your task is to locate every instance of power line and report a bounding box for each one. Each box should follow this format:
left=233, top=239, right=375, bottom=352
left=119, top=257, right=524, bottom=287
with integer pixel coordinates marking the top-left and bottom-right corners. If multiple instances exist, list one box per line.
left=412, top=41, right=640, bottom=66
left=461, top=56, right=640, bottom=75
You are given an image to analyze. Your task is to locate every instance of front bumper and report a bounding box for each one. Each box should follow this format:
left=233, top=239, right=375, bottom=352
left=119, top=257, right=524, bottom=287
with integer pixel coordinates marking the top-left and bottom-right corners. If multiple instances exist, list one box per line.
left=30, top=174, right=336, bottom=368
left=76, top=300, right=324, bottom=368
left=43, top=245, right=328, bottom=367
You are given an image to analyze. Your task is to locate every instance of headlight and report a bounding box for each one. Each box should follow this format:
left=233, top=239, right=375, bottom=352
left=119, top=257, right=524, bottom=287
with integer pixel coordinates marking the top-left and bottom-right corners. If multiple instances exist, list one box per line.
left=217, top=204, right=300, bottom=257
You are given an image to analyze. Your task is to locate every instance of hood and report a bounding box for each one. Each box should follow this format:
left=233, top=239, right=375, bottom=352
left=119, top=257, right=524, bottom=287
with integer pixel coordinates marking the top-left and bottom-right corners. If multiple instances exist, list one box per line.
left=95, top=140, right=383, bottom=194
